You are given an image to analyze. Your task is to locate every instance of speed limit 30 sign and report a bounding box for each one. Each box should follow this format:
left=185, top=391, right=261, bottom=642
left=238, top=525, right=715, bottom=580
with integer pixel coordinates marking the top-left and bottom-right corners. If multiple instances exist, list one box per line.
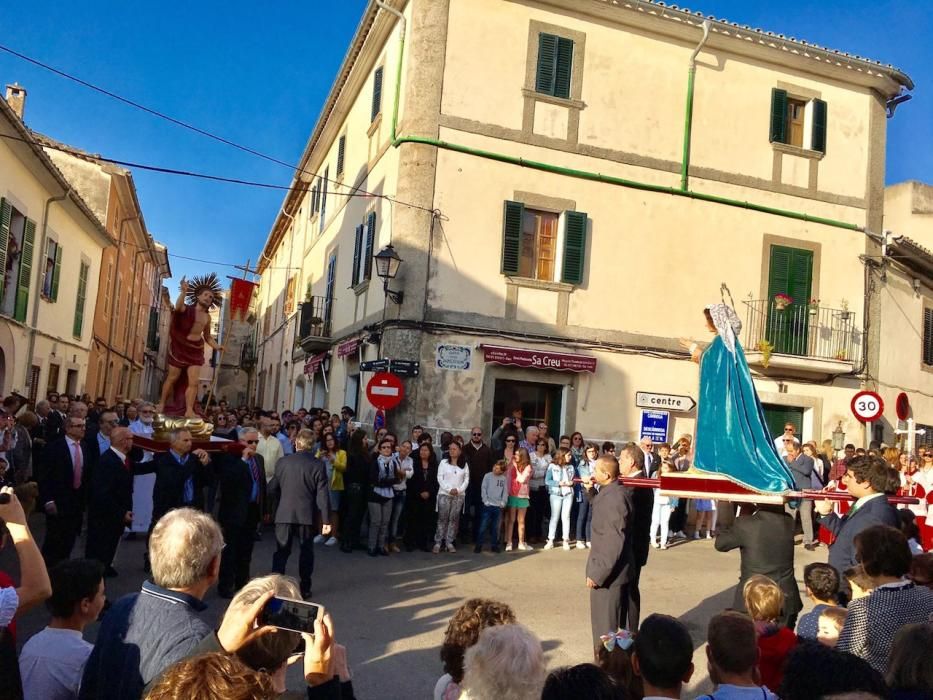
left=851, top=390, right=884, bottom=423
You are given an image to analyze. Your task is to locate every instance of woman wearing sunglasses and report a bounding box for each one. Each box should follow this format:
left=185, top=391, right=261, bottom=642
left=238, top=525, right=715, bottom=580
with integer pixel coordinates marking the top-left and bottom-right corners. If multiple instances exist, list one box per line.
left=434, top=441, right=469, bottom=553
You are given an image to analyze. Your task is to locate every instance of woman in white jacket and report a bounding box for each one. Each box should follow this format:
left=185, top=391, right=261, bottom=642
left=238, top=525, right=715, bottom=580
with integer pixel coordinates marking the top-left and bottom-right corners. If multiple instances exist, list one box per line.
left=434, top=441, right=470, bottom=553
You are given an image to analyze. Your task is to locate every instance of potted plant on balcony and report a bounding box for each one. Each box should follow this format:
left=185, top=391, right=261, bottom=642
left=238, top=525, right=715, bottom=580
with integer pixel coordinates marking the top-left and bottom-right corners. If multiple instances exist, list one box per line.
left=808, top=297, right=820, bottom=316
left=835, top=349, right=848, bottom=361
left=773, top=293, right=793, bottom=311
left=758, top=339, right=774, bottom=368
left=838, top=299, right=852, bottom=321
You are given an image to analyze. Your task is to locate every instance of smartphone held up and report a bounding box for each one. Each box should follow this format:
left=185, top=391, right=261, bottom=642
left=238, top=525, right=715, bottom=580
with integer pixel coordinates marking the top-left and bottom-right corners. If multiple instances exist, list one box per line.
left=260, top=596, right=323, bottom=634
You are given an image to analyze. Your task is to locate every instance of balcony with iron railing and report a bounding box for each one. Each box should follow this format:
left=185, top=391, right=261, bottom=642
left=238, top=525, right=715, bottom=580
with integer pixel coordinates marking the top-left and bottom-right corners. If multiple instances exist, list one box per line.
left=296, top=296, right=334, bottom=353
left=741, top=299, right=861, bottom=376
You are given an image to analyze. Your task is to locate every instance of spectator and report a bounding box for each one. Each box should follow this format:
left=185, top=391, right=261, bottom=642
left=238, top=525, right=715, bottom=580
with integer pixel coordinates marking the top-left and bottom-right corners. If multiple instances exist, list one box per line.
left=702, top=611, right=778, bottom=699
left=459, top=624, right=546, bottom=700
left=541, top=664, right=624, bottom=700
left=544, top=448, right=575, bottom=551
left=19, top=559, right=105, bottom=700
left=796, top=562, right=841, bottom=639
left=743, top=574, right=797, bottom=692
left=503, top=448, right=532, bottom=552
left=462, top=427, right=493, bottom=544
left=783, top=440, right=817, bottom=549
left=316, top=432, right=347, bottom=548
left=527, top=436, right=551, bottom=545
left=475, top=459, right=508, bottom=553
left=387, top=440, right=413, bottom=553
left=844, top=564, right=876, bottom=601
left=631, top=614, right=694, bottom=699
left=908, top=552, right=933, bottom=589
left=619, top=442, right=653, bottom=631
left=143, top=652, right=277, bottom=700
left=341, top=429, right=371, bottom=553
left=595, top=630, right=643, bottom=700
left=836, top=525, right=933, bottom=674
left=79, top=508, right=224, bottom=699
left=649, top=460, right=675, bottom=550
left=778, top=641, right=888, bottom=700
left=575, top=443, right=601, bottom=549
left=815, top=607, right=846, bottom=647
left=885, top=623, right=933, bottom=700
left=405, top=442, right=438, bottom=553
left=435, top=598, right=516, bottom=700
left=369, top=438, right=401, bottom=557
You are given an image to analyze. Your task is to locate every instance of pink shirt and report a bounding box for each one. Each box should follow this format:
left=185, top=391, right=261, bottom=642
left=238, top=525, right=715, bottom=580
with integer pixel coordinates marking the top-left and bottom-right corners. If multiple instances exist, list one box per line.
left=508, top=464, right=532, bottom=499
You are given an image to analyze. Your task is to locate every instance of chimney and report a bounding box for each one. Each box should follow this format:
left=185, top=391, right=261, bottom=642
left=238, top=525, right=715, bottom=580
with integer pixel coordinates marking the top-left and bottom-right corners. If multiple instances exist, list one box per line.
left=5, top=83, right=26, bottom=120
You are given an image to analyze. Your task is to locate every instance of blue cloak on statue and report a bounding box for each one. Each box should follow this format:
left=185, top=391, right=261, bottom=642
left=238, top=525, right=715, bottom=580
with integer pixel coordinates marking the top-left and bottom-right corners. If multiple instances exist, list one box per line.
left=693, top=305, right=796, bottom=494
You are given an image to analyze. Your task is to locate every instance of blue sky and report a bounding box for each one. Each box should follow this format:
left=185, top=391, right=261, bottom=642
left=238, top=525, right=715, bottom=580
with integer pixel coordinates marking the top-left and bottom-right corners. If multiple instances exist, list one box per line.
left=0, top=1, right=929, bottom=288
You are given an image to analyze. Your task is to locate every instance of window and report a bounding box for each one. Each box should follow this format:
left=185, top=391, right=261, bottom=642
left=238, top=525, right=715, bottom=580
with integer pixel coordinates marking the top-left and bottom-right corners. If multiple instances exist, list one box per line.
left=351, top=211, right=376, bottom=286
left=0, top=198, right=37, bottom=321
left=535, top=33, right=573, bottom=99
left=337, top=135, right=346, bottom=178
left=501, top=201, right=587, bottom=285
left=371, top=66, right=384, bottom=123
left=770, top=89, right=828, bottom=153
left=73, top=261, right=89, bottom=338
left=42, top=238, right=62, bottom=301
left=319, top=167, right=329, bottom=234
left=325, top=253, right=337, bottom=328
left=924, top=308, right=933, bottom=366
left=103, top=261, right=113, bottom=316
left=46, top=363, right=60, bottom=395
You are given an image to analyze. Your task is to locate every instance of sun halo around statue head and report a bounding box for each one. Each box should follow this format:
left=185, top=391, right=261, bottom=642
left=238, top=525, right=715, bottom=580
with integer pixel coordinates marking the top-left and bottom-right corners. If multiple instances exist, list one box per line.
left=185, top=273, right=223, bottom=309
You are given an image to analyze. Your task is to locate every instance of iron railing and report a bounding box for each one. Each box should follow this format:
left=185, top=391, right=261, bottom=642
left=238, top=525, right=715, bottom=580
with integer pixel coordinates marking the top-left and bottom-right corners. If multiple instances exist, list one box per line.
left=297, top=296, right=333, bottom=343
left=742, top=299, right=860, bottom=364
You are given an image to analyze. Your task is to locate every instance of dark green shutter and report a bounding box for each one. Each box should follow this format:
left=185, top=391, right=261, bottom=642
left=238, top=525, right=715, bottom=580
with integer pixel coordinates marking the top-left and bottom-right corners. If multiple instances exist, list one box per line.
left=767, top=245, right=813, bottom=355
left=501, top=201, right=523, bottom=275
left=770, top=88, right=788, bottom=144
left=561, top=211, right=588, bottom=285
left=337, top=135, right=346, bottom=177
left=14, top=218, right=35, bottom=322
left=147, top=307, right=158, bottom=349
left=73, top=261, right=88, bottom=338
left=0, top=199, right=10, bottom=301
left=371, top=67, right=383, bottom=123
left=811, top=99, right=827, bottom=153
left=554, top=38, right=573, bottom=99
left=536, top=34, right=558, bottom=95
left=51, top=244, right=63, bottom=302
left=363, top=212, right=376, bottom=281
left=924, top=308, right=933, bottom=366
left=351, top=224, right=363, bottom=285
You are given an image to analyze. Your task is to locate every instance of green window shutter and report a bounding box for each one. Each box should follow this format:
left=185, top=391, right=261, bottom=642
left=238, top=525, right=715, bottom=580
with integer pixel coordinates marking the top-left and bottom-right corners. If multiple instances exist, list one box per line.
left=337, top=135, right=346, bottom=177
left=767, top=246, right=791, bottom=300
left=770, top=88, right=788, bottom=144
left=0, top=199, right=10, bottom=301
left=561, top=211, right=588, bottom=285
left=501, top=201, right=524, bottom=275
left=13, top=218, right=35, bottom=322
left=767, top=245, right=812, bottom=303
left=371, top=67, right=383, bottom=123
left=535, top=34, right=558, bottom=95
left=351, top=224, right=363, bottom=285
left=554, top=37, right=574, bottom=99
left=811, top=99, right=827, bottom=153
left=73, top=261, right=88, bottom=338
left=363, top=212, right=376, bottom=281
left=51, top=244, right=62, bottom=302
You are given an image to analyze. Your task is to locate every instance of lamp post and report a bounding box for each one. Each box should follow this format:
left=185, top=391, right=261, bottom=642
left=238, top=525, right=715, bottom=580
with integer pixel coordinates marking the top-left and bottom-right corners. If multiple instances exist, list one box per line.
left=374, top=244, right=404, bottom=304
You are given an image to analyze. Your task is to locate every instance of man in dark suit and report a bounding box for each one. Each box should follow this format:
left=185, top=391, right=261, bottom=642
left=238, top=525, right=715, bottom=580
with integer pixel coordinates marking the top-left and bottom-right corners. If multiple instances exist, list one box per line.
left=44, top=392, right=65, bottom=443
left=620, top=442, right=654, bottom=630
left=816, top=455, right=899, bottom=602
left=269, top=428, right=330, bottom=599
left=215, top=428, right=266, bottom=598
left=39, top=414, right=92, bottom=566
left=145, top=429, right=211, bottom=525
left=715, top=503, right=803, bottom=627
left=586, top=454, right=634, bottom=645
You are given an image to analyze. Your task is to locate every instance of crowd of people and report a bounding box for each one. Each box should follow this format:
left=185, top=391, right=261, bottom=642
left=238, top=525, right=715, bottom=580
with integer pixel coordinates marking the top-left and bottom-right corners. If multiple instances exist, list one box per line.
left=0, top=394, right=932, bottom=699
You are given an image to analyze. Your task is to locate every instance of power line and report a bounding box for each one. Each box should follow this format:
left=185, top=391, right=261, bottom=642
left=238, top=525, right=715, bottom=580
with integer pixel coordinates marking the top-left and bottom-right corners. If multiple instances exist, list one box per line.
left=0, top=43, right=438, bottom=216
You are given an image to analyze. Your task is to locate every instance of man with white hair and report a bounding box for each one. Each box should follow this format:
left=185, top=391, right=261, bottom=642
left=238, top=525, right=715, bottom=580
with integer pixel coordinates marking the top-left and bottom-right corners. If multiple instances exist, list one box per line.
left=79, top=508, right=224, bottom=699
left=129, top=402, right=158, bottom=537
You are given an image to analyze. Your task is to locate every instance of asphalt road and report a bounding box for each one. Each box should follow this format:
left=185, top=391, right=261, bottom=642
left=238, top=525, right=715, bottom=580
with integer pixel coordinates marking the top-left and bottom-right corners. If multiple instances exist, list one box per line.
left=6, top=514, right=826, bottom=698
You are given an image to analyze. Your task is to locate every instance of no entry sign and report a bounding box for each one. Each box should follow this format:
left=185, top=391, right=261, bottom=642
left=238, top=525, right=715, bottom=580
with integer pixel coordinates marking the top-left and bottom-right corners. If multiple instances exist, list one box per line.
left=851, top=390, right=884, bottom=423
left=366, top=372, right=405, bottom=411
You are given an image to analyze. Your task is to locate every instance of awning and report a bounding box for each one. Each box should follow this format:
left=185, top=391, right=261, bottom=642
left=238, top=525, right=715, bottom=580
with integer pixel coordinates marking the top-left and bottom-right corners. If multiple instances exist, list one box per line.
left=481, top=344, right=597, bottom=374
left=337, top=337, right=361, bottom=358
left=304, top=351, right=329, bottom=376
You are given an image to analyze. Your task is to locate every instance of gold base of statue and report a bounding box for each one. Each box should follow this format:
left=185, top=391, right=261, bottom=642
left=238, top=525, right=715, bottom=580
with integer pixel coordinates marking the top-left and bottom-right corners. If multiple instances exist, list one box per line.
left=151, top=413, right=214, bottom=441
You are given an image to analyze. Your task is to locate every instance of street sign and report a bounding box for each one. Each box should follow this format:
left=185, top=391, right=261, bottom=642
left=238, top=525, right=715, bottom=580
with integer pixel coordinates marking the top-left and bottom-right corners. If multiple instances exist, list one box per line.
left=360, top=358, right=390, bottom=373
left=851, top=390, right=884, bottom=423
left=639, top=410, right=670, bottom=444
left=635, top=391, right=696, bottom=412
left=366, top=372, right=405, bottom=411
left=390, top=359, right=421, bottom=377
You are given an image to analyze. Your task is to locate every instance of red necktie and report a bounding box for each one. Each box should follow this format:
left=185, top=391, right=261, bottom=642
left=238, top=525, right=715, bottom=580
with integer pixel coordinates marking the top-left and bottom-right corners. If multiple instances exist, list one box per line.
left=72, top=443, right=83, bottom=489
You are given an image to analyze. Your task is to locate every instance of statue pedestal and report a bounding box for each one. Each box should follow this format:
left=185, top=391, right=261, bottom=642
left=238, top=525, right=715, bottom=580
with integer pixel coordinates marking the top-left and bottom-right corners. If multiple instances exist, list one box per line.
left=131, top=413, right=241, bottom=454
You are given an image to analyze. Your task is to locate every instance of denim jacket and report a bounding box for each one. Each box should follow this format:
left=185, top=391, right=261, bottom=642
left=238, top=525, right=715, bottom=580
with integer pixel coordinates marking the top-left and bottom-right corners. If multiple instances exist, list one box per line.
left=573, top=459, right=595, bottom=502
left=545, top=462, right=575, bottom=497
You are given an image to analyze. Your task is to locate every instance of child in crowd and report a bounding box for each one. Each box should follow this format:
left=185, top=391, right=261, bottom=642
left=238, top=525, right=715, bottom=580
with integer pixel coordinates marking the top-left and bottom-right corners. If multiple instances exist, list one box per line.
left=899, top=509, right=925, bottom=554
left=795, top=562, right=840, bottom=639
left=474, top=461, right=508, bottom=554
left=650, top=460, right=676, bottom=549
left=743, top=574, right=797, bottom=692
left=594, top=629, right=643, bottom=700
left=844, top=564, right=875, bottom=600
left=631, top=614, right=694, bottom=699
left=816, top=606, right=847, bottom=648
left=694, top=498, right=715, bottom=539
left=700, top=611, right=778, bottom=700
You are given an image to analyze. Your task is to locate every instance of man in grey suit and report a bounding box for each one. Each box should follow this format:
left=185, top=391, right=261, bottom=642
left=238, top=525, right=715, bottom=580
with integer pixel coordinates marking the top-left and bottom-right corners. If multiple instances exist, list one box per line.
left=784, top=438, right=817, bottom=549
left=269, top=428, right=331, bottom=599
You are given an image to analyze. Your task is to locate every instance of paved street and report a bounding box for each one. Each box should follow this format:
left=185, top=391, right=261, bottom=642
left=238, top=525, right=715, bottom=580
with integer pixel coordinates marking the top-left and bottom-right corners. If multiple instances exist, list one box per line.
left=7, top=514, right=826, bottom=698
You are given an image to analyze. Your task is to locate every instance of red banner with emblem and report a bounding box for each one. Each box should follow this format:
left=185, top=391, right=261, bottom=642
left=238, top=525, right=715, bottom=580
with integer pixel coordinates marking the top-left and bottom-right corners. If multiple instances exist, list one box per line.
left=229, top=278, right=257, bottom=322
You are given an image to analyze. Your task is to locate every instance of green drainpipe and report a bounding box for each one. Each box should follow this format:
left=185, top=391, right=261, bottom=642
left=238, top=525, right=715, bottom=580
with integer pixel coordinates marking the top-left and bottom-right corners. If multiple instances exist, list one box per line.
left=379, top=9, right=863, bottom=234
left=681, top=20, right=711, bottom=192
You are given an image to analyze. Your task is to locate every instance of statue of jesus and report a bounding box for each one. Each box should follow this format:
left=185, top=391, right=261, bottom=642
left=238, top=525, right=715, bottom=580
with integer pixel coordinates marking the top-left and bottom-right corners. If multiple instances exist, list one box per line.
left=157, top=274, right=224, bottom=418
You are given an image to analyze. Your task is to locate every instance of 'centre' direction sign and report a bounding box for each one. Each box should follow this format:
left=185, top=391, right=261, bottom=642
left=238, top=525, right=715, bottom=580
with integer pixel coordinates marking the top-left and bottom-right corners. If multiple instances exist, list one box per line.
left=635, top=391, right=696, bottom=412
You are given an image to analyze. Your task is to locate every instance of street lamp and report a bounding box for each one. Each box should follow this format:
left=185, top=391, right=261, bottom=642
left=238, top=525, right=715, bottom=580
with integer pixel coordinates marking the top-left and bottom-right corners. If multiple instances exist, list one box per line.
left=373, top=244, right=404, bottom=304
left=832, top=421, right=846, bottom=452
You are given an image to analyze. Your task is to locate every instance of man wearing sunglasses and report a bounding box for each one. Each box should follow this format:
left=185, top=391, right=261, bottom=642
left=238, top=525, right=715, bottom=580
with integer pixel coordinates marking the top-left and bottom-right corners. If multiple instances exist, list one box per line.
left=463, top=427, right=493, bottom=543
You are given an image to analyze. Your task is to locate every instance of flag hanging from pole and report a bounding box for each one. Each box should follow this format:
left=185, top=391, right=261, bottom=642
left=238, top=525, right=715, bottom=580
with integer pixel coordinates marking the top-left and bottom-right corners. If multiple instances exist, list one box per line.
left=229, top=278, right=257, bottom=321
